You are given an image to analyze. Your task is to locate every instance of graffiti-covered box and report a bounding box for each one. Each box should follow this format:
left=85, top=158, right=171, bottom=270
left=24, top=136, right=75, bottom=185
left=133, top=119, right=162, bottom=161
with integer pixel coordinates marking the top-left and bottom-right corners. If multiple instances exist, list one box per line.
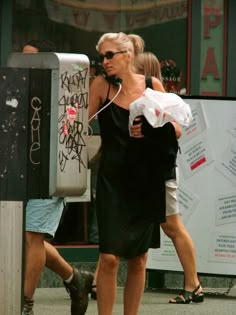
left=8, top=53, right=89, bottom=198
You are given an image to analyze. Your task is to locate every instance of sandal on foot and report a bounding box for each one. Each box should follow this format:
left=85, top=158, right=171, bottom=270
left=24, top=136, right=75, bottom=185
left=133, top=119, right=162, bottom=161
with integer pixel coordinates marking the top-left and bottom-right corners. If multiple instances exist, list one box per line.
left=191, top=284, right=204, bottom=303
left=169, top=290, right=189, bottom=304
left=169, top=284, right=204, bottom=304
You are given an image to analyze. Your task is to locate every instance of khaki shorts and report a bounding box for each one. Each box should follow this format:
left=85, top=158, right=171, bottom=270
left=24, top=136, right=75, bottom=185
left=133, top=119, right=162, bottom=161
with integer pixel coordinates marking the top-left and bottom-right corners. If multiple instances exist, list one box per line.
left=165, top=167, right=179, bottom=216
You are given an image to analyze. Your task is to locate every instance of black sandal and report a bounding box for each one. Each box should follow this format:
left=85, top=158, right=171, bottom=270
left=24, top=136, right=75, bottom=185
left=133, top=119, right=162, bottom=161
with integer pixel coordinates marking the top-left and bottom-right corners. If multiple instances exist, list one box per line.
left=169, top=284, right=204, bottom=304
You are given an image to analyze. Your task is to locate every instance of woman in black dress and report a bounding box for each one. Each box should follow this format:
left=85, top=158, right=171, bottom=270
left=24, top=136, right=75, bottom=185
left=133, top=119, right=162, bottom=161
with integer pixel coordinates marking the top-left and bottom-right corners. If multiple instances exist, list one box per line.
left=89, top=32, right=178, bottom=315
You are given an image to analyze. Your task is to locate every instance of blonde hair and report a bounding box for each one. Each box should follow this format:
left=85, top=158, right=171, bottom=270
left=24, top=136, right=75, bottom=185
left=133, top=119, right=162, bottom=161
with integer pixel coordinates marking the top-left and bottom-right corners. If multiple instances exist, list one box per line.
left=135, top=51, right=162, bottom=81
left=96, top=32, right=144, bottom=57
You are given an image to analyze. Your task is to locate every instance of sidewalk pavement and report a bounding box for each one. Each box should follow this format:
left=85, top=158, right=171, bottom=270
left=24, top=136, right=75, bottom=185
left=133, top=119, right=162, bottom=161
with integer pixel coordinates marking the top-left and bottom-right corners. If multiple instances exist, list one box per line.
left=34, top=287, right=236, bottom=315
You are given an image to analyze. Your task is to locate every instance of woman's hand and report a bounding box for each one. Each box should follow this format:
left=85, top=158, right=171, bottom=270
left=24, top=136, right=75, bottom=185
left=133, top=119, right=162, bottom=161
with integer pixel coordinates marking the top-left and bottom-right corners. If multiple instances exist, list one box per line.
left=130, top=117, right=144, bottom=138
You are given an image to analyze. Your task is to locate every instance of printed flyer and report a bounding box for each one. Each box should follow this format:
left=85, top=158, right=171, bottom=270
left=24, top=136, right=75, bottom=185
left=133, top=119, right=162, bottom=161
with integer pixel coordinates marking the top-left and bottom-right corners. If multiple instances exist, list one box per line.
left=178, top=135, right=214, bottom=178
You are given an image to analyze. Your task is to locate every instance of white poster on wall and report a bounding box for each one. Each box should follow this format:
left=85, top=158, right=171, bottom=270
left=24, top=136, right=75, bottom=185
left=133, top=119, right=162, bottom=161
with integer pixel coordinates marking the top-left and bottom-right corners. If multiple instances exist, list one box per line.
left=178, top=135, right=214, bottom=178
left=180, top=100, right=208, bottom=144
left=227, top=113, right=236, bottom=137
left=215, top=136, right=236, bottom=185
left=215, top=192, right=236, bottom=226
left=147, top=97, right=236, bottom=276
left=208, top=231, right=236, bottom=264
left=177, top=183, right=200, bottom=224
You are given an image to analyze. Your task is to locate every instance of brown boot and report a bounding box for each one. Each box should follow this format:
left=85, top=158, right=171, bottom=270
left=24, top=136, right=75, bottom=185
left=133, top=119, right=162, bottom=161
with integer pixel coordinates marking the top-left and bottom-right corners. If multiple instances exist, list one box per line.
left=64, top=267, right=94, bottom=315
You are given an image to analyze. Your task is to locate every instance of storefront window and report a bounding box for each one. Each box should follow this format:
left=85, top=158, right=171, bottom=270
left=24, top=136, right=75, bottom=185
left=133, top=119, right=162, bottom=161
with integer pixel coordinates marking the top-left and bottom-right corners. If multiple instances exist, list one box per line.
left=13, top=0, right=188, bottom=92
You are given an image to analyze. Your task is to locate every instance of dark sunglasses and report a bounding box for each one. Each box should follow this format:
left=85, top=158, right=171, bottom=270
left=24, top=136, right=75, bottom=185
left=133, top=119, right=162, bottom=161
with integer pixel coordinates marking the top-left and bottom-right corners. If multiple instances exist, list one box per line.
left=99, top=50, right=127, bottom=62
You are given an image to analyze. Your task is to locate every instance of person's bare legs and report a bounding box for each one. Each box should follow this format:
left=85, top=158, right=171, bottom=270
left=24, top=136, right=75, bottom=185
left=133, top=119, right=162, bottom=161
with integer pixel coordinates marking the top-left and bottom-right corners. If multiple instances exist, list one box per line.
left=96, top=253, right=120, bottom=315
left=45, top=241, right=94, bottom=314
left=124, top=253, right=148, bottom=315
left=24, top=235, right=73, bottom=299
left=24, top=231, right=46, bottom=299
left=91, top=255, right=100, bottom=298
left=161, top=214, right=201, bottom=293
left=93, top=255, right=100, bottom=284
left=44, top=241, right=73, bottom=280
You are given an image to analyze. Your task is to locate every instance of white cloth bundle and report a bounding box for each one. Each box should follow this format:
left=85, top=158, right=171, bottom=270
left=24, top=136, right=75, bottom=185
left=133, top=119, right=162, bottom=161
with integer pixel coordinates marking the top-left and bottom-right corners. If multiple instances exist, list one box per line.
left=129, top=88, right=192, bottom=128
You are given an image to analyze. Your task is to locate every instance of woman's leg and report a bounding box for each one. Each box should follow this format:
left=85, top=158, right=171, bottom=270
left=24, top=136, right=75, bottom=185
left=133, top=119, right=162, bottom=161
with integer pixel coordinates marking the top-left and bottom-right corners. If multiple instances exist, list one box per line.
left=90, top=255, right=101, bottom=299
left=24, top=231, right=46, bottom=299
left=124, top=252, right=148, bottom=315
left=97, top=253, right=120, bottom=315
left=93, top=255, right=100, bottom=283
left=161, top=214, right=200, bottom=292
left=45, top=241, right=73, bottom=279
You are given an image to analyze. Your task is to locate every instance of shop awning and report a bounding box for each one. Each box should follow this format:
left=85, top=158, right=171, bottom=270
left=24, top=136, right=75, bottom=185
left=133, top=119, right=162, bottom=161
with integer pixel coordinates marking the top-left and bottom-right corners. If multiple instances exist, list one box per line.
left=44, top=0, right=187, bottom=32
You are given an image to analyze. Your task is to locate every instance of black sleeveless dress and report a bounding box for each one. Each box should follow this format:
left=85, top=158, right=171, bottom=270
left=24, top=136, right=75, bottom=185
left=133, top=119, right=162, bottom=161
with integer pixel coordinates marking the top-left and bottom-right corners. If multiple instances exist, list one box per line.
left=96, top=95, right=162, bottom=259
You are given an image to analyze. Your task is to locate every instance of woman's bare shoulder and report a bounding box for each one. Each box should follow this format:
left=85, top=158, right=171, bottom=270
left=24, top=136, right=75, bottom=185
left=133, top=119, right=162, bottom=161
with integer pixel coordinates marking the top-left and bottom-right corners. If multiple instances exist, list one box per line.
left=89, top=74, right=110, bottom=108
left=91, top=74, right=107, bottom=86
left=151, top=76, right=166, bottom=92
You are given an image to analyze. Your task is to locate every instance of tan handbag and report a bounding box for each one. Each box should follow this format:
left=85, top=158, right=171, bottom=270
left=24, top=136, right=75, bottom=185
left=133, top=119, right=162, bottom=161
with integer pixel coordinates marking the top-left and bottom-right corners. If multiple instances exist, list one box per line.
left=87, top=135, right=102, bottom=165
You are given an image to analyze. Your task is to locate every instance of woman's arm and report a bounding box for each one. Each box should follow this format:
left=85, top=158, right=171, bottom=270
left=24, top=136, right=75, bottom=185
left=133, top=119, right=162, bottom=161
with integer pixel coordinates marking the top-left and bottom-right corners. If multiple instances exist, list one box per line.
left=170, top=121, right=182, bottom=139
left=89, top=75, right=108, bottom=121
